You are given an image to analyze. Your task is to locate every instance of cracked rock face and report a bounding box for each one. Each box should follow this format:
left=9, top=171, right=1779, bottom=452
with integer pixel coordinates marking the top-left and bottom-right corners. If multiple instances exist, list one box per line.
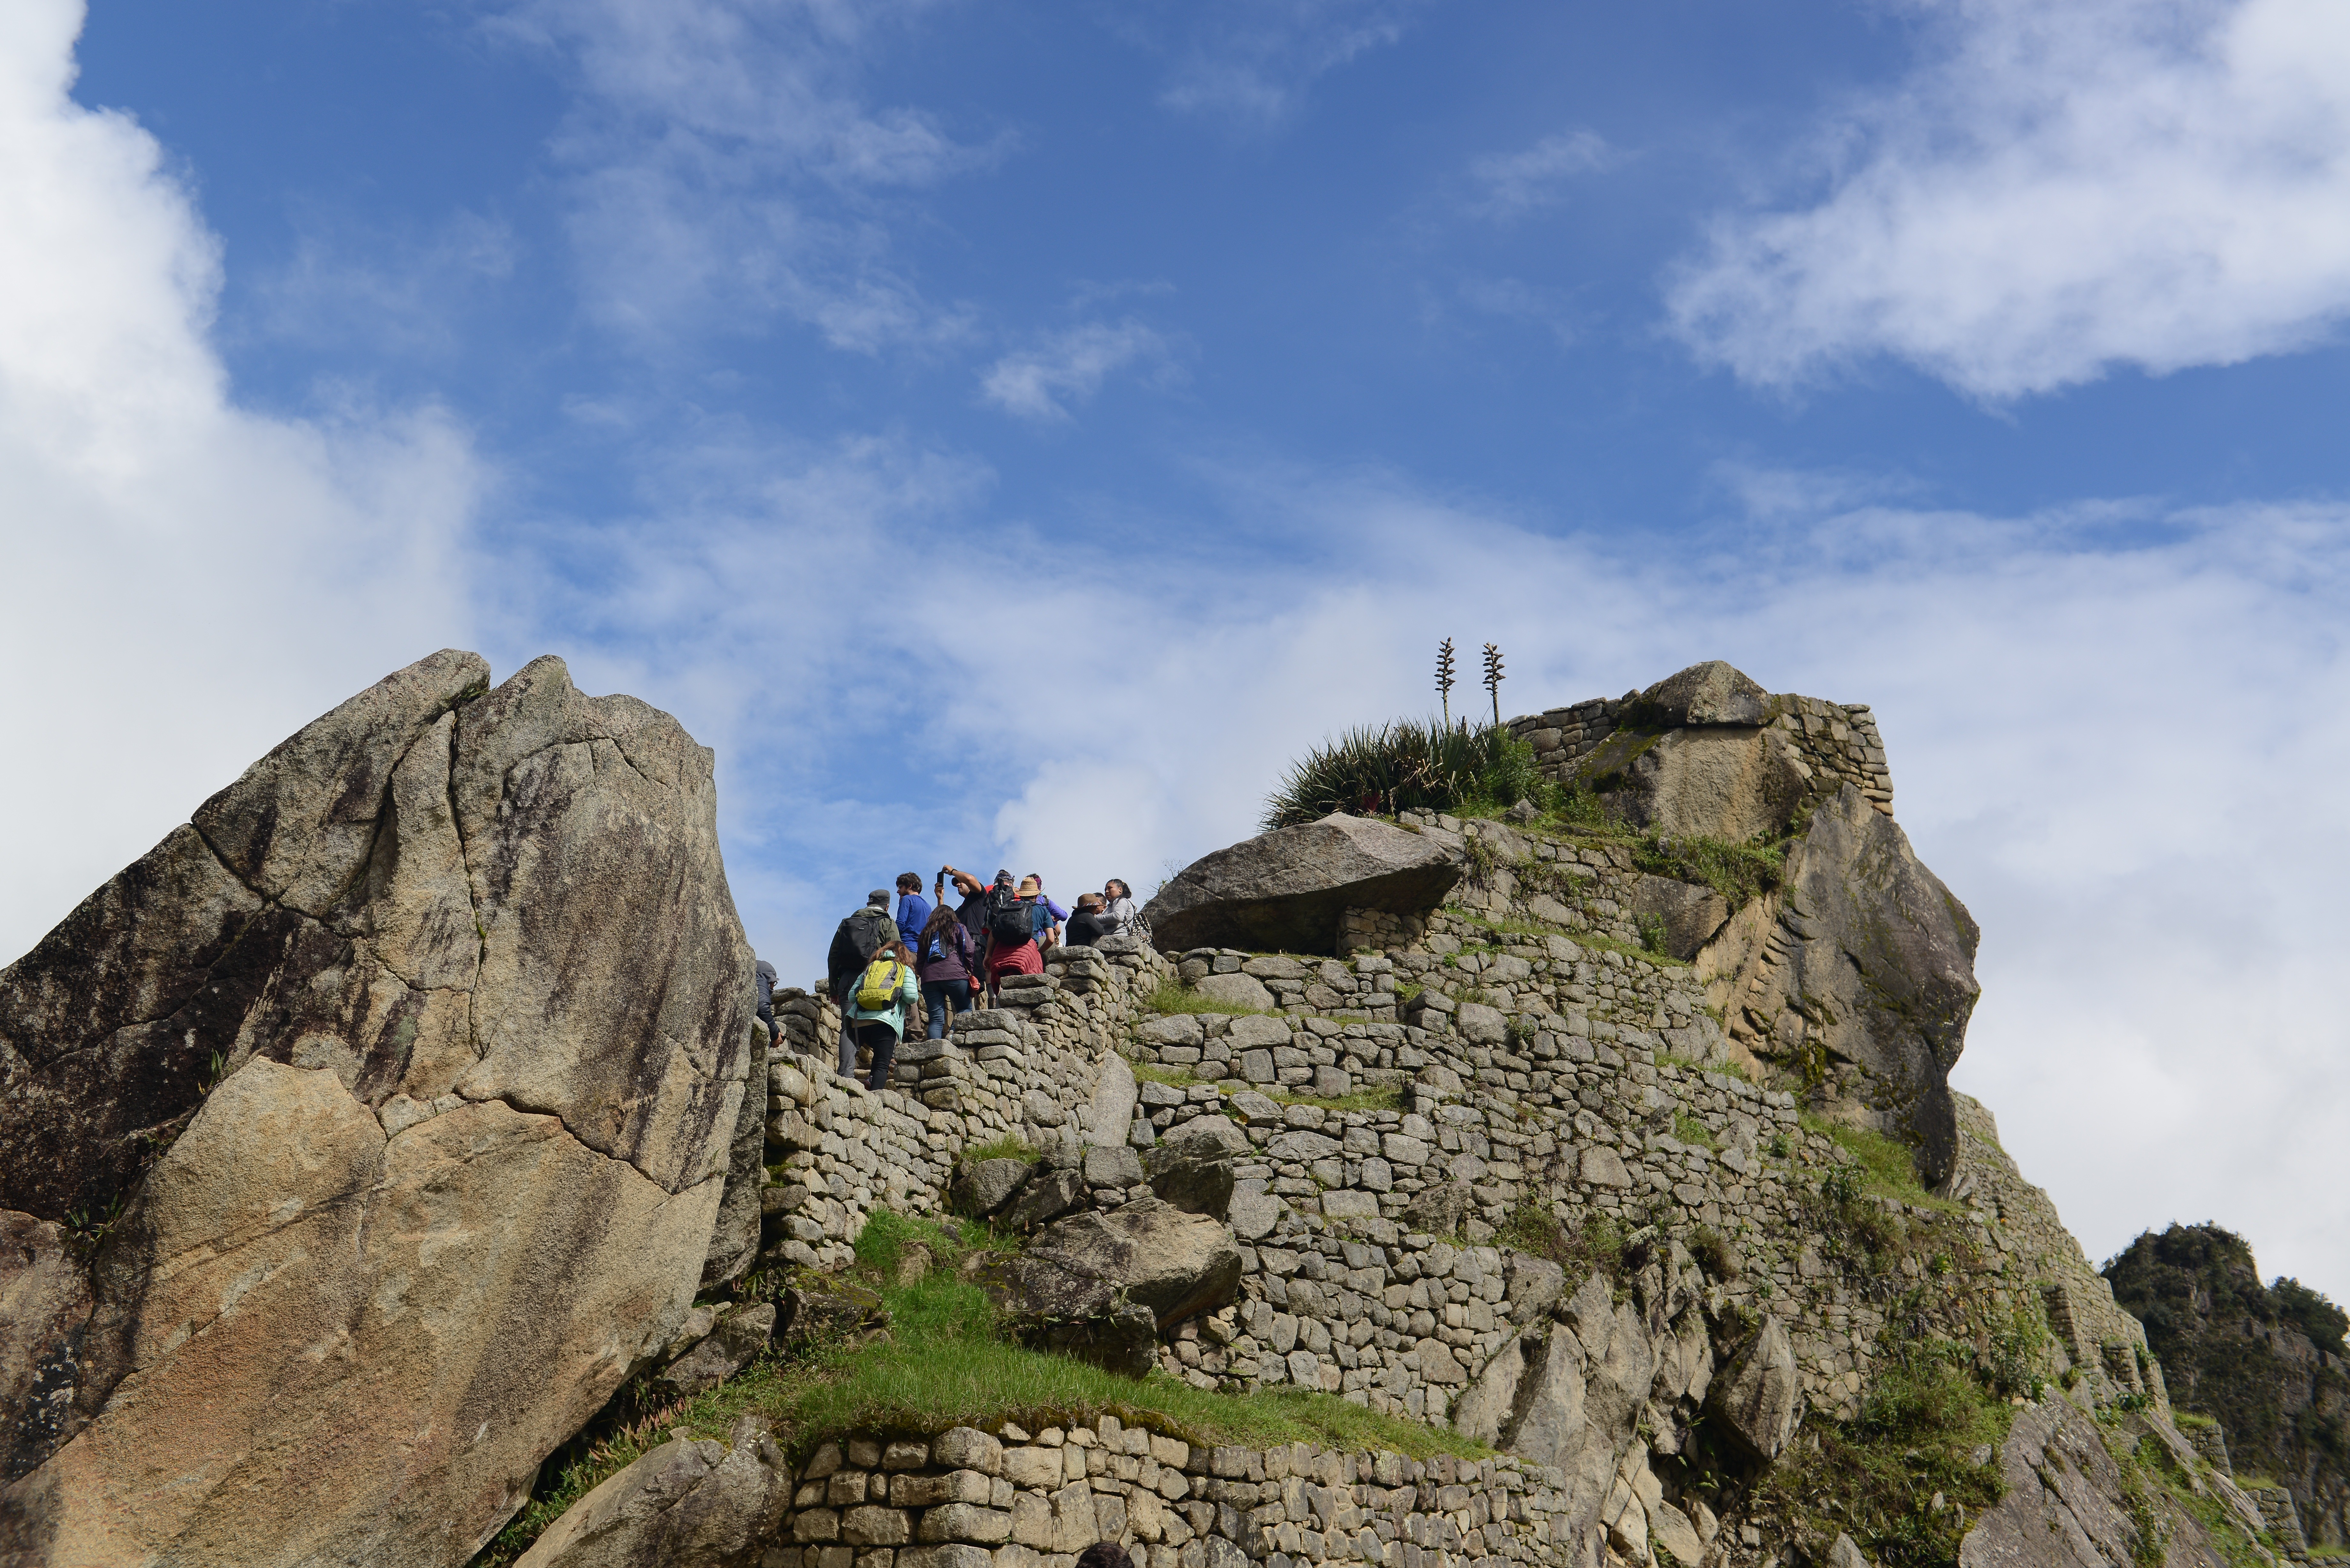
left=0, top=651, right=755, bottom=1568
left=1699, top=784, right=1980, bottom=1186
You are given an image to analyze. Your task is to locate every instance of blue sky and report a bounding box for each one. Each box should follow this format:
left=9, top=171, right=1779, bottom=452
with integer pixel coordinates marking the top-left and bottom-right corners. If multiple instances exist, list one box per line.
left=6, top=0, right=2350, bottom=1301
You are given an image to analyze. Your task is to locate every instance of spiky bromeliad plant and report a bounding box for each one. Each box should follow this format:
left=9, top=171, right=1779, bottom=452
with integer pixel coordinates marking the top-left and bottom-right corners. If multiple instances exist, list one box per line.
left=1261, top=716, right=1548, bottom=829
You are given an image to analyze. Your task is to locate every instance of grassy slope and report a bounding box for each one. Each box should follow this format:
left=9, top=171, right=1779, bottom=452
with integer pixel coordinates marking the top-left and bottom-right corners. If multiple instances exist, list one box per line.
left=474, top=1212, right=1485, bottom=1566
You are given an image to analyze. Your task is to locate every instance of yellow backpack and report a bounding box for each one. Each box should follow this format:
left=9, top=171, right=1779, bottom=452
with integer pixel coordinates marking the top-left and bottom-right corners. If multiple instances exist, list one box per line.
left=854, top=956, right=905, bottom=1011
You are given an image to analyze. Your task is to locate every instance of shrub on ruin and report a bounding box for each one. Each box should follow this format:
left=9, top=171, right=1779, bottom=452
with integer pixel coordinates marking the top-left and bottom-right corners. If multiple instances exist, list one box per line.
left=1261, top=717, right=1548, bottom=829
left=1747, top=1338, right=2012, bottom=1568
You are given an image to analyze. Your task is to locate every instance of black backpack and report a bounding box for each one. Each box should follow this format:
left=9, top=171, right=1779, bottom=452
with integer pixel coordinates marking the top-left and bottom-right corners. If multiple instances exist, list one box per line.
left=828, top=908, right=892, bottom=976
left=986, top=887, right=1033, bottom=948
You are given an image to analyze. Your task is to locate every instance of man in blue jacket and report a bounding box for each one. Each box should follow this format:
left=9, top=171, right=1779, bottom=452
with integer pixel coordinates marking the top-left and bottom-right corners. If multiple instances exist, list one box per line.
left=893, top=873, right=933, bottom=956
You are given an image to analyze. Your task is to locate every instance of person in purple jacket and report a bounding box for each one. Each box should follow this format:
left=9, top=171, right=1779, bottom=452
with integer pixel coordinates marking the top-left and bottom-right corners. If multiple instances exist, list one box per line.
left=914, top=904, right=979, bottom=1038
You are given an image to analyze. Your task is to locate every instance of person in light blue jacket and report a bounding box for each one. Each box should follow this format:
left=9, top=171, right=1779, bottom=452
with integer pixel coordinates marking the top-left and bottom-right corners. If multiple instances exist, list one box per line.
left=843, top=939, right=921, bottom=1092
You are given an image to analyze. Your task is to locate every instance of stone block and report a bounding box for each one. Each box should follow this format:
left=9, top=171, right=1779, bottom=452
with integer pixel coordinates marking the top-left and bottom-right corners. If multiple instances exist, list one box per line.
left=1196, top=973, right=1275, bottom=1012
left=899, top=1547, right=994, bottom=1568
left=1581, top=1147, right=1632, bottom=1187
left=930, top=1429, right=1006, bottom=1476
left=844, top=1506, right=913, bottom=1546
left=1008, top=1492, right=1055, bottom=1548
left=1227, top=1192, right=1286, bottom=1241
left=1083, top=1145, right=1146, bottom=1188
left=1002, top=1447, right=1064, bottom=1490
left=1318, top=1190, right=1380, bottom=1220
left=920, top=1505, right=1012, bottom=1545
left=1224, top=1015, right=1291, bottom=1051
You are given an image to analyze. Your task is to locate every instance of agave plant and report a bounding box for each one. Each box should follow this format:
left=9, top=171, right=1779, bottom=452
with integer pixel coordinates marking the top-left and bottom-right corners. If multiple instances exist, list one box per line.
left=1261, top=715, right=1549, bottom=829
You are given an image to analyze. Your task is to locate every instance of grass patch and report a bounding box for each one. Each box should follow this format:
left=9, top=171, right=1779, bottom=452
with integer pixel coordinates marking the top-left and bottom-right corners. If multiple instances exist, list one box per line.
left=1253, top=1081, right=1406, bottom=1114
left=475, top=1211, right=1482, bottom=1566
left=1631, top=832, right=1787, bottom=912
left=1148, top=981, right=1275, bottom=1017
left=1635, top=911, right=1670, bottom=956
left=1801, top=1114, right=1964, bottom=1214
left=1128, top=1057, right=1198, bottom=1089
left=1143, top=1065, right=1404, bottom=1117
left=1749, top=1340, right=2013, bottom=1568
left=1671, top=1112, right=1718, bottom=1150
left=1262, top=717, right=1547, bottom=830
left=1659, top=1050, right=1751, bottom=1084
left=1570, top=929, right=1692, bottom=969
left=1499, top=1200, right=1627, bottom=1283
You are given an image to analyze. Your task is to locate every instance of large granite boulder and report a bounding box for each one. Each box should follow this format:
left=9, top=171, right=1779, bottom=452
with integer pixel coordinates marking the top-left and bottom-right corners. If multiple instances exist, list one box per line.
left=1637, top=660, right=1770, bottom=727
left=1708, top=1315, right=1800, bottom=1461
left=1581, top=720, right=1813, bottom=844
left=515, top=1420, right=791, bottom=1568
left=979, top=1198, right=1241, bottom=1376
left=1698, top=784, right=1980, bottom=1184
left=1142, top=813, right=1459, bottom=955
left=0, top=652, right=757, bottom=1568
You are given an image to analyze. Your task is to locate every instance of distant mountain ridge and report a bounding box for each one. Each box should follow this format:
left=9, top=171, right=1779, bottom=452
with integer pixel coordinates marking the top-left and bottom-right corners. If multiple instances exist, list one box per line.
left=2107, top=1223, right=2350, bottom=1551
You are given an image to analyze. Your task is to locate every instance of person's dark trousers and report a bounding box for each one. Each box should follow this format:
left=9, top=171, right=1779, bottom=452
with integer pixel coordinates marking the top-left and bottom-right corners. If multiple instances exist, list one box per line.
left=922, top=978, right=972, bottom=1039
left=830, top=974, right=859, bottom=1075
left=857, top=1021, right=899, bottom=1091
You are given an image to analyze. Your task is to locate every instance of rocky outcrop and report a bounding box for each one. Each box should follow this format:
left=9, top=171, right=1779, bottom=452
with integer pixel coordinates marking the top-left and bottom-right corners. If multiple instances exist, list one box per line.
left=1452, top=1263, right=1715, bottom=1568
left=0, top=652, right=757, bottom=1568
left=1143, top=813, right=1459, bottom=955
left=1698, top=784, right=1980, bottom=1185
left=1570, top=663, right=1815, bottom=843
left=1960, top=1397, right=2236, bottom=1568
left=1628, top=874, right=1731, bottom=962
left=2106, top=1224, right=2350, bottom=1548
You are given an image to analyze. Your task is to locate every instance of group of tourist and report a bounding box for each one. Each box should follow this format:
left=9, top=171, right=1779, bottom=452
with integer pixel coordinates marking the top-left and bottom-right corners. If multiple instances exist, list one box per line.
left=815, top=866, right=1143, bottom=1090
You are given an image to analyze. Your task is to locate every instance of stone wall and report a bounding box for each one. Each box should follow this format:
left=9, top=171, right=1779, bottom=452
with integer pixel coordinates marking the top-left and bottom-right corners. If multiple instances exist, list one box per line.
left=758, top=939, right=1176, bottom=1272
left=1947, top=1095, right=2168, bottom=1415
left=761, top=1418, right=1598, bottom=1568
left=738, top=814, right=2179, bottom=1557
left=1114, top=809, right=2153, bottom=1434
left=1505, top=693, right=1894, bottom=817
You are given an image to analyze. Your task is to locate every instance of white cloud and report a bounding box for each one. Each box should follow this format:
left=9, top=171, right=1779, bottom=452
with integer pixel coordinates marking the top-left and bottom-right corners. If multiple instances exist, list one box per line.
left=1467, top=129, right=1617, bottom=218
left=487, top=0, right=1002, bottom=350
left=1667, top=0, right=2350, bottom=398
left=256, top=208, right=517, bottom=357
left=1152, top=0, right=1423, bottom=129
left=978, top=320, right=1178, bottom=422
left=0, top=0, right=481, bottom=964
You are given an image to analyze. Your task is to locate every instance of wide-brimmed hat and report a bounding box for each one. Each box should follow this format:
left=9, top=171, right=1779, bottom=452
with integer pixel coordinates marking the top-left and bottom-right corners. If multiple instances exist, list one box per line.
left=1017, top=875, right=1041, bottom=894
